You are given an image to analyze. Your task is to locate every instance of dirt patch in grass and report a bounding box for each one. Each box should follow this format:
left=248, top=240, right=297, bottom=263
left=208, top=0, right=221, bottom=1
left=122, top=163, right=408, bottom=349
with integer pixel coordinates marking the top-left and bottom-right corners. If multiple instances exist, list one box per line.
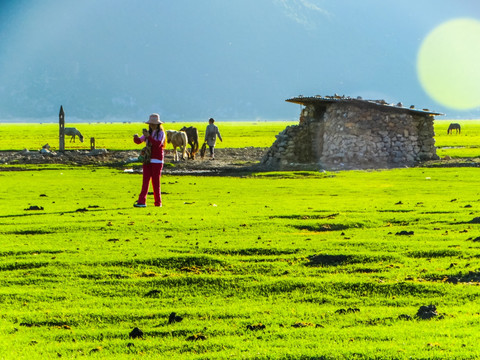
left=20, top=321, right=74, bottom=328
left=203, top=247, right=301, bottom=256
left=271, top=213, right=339, bottom=220
left=8, top=230, right=53, bottom=235
left=0, top=148, right=268, bottom=175
left=423, top=158, right=480, bottom=168
left=293, top=223, right=363, bottom=232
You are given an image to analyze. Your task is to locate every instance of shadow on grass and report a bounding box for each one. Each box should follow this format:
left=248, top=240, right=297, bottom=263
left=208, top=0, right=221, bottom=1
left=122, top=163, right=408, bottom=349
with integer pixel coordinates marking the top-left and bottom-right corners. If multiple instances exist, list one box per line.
left=3, top=230, right=54, bottom=235
left=455, top=216, right=480, bottom=225
left=203, top=247, right=301, bottom=256
left=306, top=253, right=396, bottom=267
left=425, top=271, right=480, bottom=284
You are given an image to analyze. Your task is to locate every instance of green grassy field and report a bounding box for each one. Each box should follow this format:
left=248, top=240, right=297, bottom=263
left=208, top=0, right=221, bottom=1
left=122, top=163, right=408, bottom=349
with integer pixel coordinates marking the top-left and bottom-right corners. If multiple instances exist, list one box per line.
left=0, top=121, right=296, bottom=151
left=434, top=120, right=480, bottom=158
left=0, top=120, right=480, bottom=359
left=1, top=166, right=480, bottom=359
left=1, top=119, right=480, bottom=158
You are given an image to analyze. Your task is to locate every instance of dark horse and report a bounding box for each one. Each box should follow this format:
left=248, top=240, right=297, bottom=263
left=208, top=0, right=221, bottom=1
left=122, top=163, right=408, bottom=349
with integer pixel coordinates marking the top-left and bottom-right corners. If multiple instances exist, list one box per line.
left=180, top=126, right=199, bottom=159
left=447, top=123, right=461, bottom=134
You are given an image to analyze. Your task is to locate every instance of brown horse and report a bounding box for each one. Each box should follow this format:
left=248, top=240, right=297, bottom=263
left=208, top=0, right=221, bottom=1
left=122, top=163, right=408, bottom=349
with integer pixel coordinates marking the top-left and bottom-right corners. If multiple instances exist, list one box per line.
left=180, top=126, right=199, bottom=159
left=447, top=123, right=461, bottom=134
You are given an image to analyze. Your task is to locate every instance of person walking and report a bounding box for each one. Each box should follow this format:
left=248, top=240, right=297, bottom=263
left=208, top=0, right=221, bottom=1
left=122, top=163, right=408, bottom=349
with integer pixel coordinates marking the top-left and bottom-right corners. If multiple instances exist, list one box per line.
left=133, top=113, right=165, bottom=207
left=204, top=117, right=222, bottom=160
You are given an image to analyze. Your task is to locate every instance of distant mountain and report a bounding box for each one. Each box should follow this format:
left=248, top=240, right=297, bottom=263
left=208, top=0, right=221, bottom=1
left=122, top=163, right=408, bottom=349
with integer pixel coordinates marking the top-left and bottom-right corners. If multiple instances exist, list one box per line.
left=0, top=0, right=478, bottom=122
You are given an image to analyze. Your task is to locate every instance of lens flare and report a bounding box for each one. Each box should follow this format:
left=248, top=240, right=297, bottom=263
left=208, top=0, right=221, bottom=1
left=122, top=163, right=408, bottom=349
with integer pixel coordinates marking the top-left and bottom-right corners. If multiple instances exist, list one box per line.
left=417, top=18, right=480, bottom=110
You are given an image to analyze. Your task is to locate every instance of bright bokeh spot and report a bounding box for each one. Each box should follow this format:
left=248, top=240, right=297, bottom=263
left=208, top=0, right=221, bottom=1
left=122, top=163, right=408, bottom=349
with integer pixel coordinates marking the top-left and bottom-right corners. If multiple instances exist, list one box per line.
left=417, top=18, right=480, bottom=110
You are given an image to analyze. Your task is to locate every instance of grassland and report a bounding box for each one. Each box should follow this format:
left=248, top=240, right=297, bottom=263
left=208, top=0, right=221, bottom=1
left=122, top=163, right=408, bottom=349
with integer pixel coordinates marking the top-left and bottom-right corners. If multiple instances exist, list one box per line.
left=0, top=120, right=480, bottom=359
left=0, top=121, right=296, bottom=151
left=0, top=119, right=479, bottom=158
left=433, top=120, right=480, bottom=158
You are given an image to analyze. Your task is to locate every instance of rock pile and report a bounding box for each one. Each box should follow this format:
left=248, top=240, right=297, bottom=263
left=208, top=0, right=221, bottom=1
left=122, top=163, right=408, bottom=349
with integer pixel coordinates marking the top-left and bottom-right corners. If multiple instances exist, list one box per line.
left=261, top=119, right=322, bottom=170
left=0, top=149, right=139, bottom=166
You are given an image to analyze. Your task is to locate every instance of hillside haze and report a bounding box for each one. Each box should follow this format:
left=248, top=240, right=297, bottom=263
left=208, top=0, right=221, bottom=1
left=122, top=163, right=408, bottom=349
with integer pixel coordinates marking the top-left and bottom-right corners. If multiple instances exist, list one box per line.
left=0, top=0, right=479, bottom=122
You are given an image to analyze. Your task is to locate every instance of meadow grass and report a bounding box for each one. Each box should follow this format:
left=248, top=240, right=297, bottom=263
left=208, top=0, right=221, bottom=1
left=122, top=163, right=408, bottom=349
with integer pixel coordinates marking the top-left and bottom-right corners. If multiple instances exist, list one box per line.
left=434, top=120, right=480, bottom=158
left=0, top=121, right=296, bottom=151
left=1, top=119, right=480, bottom=359
left=1, top=164, right=480, bottom=359
left=1, top=119, right=480, bottom=158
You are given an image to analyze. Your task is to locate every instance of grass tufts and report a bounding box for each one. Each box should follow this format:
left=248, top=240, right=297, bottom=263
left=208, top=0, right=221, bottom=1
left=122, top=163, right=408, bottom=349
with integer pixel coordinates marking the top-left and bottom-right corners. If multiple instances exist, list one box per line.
left=293, top=223, right=363, bottom=232
left=0, top=261, right=50, bottom=271
left=105, top=255, right=227, bottom=270
left=271, top=213, right=339, bottom=220
left=406, top=250, right=463, bottom=258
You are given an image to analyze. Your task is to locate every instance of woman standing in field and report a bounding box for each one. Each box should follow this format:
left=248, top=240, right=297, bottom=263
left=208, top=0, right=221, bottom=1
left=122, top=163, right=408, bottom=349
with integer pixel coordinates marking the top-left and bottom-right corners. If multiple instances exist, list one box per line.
left=204, top=117, right=222, bottom=160
left=133, top=113, right=165, bottom=207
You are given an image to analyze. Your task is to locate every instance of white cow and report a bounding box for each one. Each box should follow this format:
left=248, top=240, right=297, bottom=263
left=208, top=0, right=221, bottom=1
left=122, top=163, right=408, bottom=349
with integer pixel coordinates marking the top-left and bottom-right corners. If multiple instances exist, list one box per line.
left=64, top=127, right=84, bottom=143
left=166, top=130, right=189, bottom=161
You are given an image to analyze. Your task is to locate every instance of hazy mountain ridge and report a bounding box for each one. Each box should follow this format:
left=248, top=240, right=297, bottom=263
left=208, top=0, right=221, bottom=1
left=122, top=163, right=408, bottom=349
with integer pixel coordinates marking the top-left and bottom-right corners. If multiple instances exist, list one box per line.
left=0, top=0, right=479, bottom=121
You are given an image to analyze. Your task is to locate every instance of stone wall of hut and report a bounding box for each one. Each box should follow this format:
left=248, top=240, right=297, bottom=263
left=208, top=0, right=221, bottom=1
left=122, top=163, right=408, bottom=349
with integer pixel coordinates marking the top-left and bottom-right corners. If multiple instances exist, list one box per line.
left=261, top=102, right=438, bottom=170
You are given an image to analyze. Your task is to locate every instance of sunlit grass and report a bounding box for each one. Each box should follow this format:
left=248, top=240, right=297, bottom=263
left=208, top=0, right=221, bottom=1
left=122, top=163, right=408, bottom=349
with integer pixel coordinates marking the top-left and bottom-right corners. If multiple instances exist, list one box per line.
left=0, top=121, right=296, bottom=151
left=2, top=120, right=480, bottom=159
left=1, top=165, right=480, bottom=358
left=434, top=119, right=480, bottom=157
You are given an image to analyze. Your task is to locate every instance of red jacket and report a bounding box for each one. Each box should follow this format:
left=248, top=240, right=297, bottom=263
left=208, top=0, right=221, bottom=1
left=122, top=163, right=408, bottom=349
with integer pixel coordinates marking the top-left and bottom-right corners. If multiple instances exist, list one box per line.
left=134, top=130, right=165, bottom=161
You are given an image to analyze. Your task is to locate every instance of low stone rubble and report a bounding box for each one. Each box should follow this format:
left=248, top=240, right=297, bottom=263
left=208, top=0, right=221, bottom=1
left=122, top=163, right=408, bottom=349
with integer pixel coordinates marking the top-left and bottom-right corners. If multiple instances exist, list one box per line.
left=0, top=149, right=138, bottom=166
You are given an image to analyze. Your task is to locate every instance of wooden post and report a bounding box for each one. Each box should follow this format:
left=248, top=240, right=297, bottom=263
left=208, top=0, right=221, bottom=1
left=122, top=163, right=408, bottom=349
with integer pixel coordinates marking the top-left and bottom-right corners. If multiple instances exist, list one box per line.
left=59, top=106, right=65, bottom=152
left=90, top=137, right=95, bottom=150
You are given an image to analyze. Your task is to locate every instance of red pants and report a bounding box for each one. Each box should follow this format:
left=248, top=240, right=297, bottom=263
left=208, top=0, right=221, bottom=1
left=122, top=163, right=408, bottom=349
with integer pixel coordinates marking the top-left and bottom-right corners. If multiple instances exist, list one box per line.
left=137, top=163, right=163, bottom=206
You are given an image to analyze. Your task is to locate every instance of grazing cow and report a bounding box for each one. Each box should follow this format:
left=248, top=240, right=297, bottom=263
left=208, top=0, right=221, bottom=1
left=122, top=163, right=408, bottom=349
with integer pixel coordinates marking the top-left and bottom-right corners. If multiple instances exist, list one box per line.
left=64, top=127, right=84, bottom=142
left=447, top=123, right=461, bottom=134
left=180, top=126, right=199, bottom=159
left=166, top=130, right=189, bottom=161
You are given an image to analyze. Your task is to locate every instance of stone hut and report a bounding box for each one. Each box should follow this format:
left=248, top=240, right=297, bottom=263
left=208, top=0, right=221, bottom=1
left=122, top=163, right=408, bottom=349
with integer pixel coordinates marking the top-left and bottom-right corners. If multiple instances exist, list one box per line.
left=261, top=95, right=443, bottom=170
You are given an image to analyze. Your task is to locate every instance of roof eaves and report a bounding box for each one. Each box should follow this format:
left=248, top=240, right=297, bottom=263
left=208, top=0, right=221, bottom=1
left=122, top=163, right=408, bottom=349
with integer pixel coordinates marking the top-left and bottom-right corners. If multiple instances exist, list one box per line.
left=286, top=95, right=444, bottom=116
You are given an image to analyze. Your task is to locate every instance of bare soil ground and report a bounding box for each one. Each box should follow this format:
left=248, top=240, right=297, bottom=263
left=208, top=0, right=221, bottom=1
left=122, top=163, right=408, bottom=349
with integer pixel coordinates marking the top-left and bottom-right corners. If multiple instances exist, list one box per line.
left=1, top=148, right=478, bottom=173
left=0, top=147, right=268, bottom=174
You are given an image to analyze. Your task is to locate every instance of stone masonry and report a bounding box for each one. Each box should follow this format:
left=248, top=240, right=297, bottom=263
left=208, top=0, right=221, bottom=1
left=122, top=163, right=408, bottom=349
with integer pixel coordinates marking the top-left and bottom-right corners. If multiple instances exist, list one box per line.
left=261, top=96, right=441, bottom=170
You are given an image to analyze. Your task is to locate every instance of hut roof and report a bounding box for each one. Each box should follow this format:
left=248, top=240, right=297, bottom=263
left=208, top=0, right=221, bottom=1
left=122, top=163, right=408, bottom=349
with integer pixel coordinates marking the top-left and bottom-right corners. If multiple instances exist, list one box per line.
left=286, top=95, right=444, bottom=116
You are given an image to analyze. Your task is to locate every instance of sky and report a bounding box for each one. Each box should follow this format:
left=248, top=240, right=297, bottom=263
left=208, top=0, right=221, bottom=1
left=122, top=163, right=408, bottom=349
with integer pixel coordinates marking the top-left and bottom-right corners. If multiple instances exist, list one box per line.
left=0, top=0, right=479, bottom=122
